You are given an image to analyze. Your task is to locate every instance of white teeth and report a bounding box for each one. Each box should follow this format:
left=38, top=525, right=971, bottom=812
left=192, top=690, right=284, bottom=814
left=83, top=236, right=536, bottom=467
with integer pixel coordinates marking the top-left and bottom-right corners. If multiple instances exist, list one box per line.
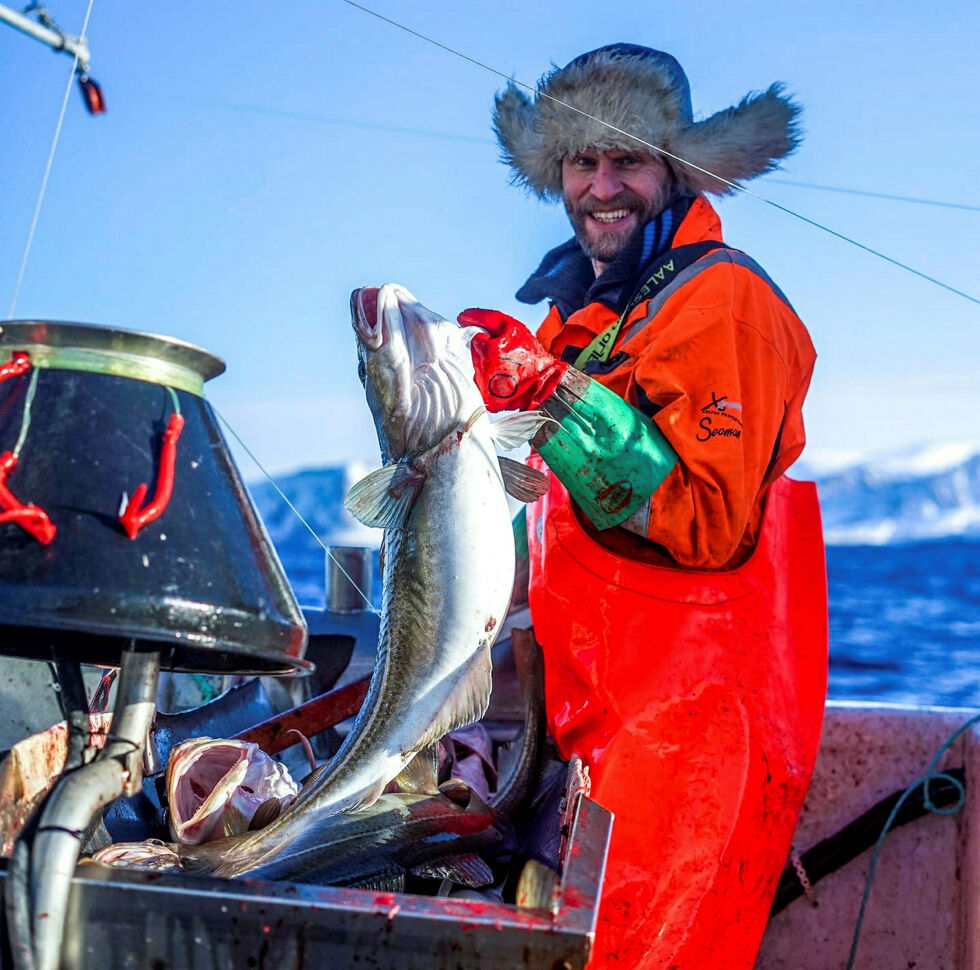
left=591, top=209, right=631, bottom=224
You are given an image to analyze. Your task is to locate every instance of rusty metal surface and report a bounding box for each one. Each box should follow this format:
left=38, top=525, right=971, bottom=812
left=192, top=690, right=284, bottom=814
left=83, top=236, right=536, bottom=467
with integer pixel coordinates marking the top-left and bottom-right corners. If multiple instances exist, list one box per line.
left=234, top=677, right=370, bottom=755
left=0, top=714, right=113, bottom=857
left=0, top=797, right=611, bottom=970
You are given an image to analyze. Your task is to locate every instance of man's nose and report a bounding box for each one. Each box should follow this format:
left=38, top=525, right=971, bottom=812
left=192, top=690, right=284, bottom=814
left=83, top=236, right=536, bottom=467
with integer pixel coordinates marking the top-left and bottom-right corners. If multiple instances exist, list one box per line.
left=590, top=159, right=625, bottom=201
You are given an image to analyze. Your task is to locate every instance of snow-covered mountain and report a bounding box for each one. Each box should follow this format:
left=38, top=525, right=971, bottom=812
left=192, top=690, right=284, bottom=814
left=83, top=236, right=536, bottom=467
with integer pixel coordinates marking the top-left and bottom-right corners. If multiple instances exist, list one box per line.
left=249, top=441, right=980, bottom=571
left=248, top=463, right=382, bottom=604
left=798, top=441, right=980, bottom=545
left=249, top=462, right=381, bottom=553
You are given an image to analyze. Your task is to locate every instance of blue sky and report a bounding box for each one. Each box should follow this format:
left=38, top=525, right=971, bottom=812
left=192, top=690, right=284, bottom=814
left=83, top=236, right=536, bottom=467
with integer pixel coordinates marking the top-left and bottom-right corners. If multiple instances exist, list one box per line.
left=2, top=0, right=978, bottom=479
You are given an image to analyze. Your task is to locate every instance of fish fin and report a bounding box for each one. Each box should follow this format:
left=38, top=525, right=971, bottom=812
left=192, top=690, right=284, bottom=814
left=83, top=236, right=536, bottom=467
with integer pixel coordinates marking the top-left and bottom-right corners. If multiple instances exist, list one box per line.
left=340, top=867, right=406, bottom=893
left=337, top=777, right=389, bottom=816
left=221, top=805, right=251, bottom=838
left=394, top=742, right=441, bottom=795
left=489, top=411, right=556, bottom=451
left=344, top=463, right=423, bottom=529
left=439, top=779, right=494, bottom=816
left=248, top=797, right=283, bottom=831
left=498, top=457, right=550, bottom=503
left=411, top=853, right=494, bottom=888
left=415, top=642, right=494, bottom=753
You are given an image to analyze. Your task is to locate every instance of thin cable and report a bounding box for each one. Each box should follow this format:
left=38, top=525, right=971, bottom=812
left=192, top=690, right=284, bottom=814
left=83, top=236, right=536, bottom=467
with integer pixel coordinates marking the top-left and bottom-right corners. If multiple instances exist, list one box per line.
left=12, top=369, right=40, bottom=457
left=132, top=89, right=979, bottom=215
left=213, top=407, right=379, bottom=614
left=7, top=0, right=97, bottom=321
left=766, top=178, right=980, bottom=213
left=845, top=712, right=980, bottom=970
left=342, top=0, right=980, bottom=308
left=131, top=91, right=492, bottom=145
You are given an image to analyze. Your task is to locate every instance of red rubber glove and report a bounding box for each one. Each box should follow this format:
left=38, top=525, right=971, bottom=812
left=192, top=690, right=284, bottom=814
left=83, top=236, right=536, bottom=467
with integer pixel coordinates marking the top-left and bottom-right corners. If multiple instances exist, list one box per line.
left=458, top=308, right=568, bottom=412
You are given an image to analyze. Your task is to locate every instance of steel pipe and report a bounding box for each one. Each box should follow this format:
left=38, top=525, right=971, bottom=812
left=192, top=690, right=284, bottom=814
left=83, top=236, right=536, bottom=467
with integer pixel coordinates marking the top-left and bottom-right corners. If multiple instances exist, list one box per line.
left=28, top=648, right=159, bottom=970
left=0, top=4, right=90, bottom=70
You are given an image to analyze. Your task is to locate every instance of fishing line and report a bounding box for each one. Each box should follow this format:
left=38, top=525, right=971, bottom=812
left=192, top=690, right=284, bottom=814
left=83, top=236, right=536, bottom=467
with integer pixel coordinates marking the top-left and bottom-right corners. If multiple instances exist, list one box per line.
left=128, top=91, right=492, bottom=145
left=131, top=88, right=980, bottom=214
left=766, top=179, right=980, bottom=213
left=6, top=0, right=97, bottom=321
left=845, top=712, right=980, bottom=970
left=12, top=368, right=41, bottom=458
left=213, top=407, right=380, bottom=615
left=342, top=0, right=980, bottom=308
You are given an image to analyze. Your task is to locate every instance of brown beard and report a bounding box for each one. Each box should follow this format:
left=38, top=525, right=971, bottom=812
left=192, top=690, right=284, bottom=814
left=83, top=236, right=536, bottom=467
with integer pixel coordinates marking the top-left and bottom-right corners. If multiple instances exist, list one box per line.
left=564, top=184, right=674, bottom=265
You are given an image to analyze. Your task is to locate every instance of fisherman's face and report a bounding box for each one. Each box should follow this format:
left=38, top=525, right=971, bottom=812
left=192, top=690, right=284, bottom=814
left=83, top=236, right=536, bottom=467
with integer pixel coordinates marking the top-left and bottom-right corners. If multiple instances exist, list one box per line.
left=562, top=149, right=674, bottom=273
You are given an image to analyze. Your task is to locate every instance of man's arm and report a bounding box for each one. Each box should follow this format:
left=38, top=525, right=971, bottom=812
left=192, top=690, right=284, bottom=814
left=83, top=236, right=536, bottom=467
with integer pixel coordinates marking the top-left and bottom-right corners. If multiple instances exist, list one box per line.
left=532, top=367, right=678, bottom=530
left=462, top=306, right=679, bottom=527
left=623, top=270, right=814, bottom=567
left=461, top=288, right=813, bottom=569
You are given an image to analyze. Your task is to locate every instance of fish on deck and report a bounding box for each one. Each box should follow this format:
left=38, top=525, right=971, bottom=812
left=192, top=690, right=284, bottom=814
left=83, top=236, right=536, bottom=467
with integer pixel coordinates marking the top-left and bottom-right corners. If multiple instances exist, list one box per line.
left=88, top=634, right=551, bottom=892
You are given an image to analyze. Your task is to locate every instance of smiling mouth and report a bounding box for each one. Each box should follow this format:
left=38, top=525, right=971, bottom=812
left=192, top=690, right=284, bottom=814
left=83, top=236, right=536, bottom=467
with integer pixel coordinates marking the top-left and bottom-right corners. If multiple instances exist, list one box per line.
left=589, top=209, right=633, bottom=226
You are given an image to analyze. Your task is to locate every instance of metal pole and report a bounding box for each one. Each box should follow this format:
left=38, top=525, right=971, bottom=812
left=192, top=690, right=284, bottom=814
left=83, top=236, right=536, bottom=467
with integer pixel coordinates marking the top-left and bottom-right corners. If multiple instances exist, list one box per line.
left=0, top=4, right=90, bottom=70
left=326, top=546, right=374, bottom=613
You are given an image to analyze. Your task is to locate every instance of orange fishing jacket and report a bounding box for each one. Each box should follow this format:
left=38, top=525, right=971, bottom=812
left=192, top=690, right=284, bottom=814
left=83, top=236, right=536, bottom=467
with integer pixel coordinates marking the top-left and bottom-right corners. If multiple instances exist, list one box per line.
left=534, top=197, right=816, bottom=569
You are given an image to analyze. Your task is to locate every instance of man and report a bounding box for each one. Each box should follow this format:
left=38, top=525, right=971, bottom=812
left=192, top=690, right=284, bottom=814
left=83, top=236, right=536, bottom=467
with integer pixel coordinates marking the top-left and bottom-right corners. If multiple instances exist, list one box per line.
left=460, top=45, right=828, bottom=968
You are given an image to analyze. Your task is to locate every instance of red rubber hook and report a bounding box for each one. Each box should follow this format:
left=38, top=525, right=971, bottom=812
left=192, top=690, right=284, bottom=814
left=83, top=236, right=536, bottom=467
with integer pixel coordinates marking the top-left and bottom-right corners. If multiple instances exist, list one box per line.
left=0, top=451, right=57, bottom=544
left=119, top=413, right=185, bottom=539
left=0, top=352, right=31, bottom=384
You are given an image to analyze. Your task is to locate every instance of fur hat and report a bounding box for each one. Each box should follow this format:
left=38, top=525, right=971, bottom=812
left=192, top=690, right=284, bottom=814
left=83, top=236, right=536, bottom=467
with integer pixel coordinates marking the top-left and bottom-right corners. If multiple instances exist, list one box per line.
left=494, top=44, right=802, bottom=200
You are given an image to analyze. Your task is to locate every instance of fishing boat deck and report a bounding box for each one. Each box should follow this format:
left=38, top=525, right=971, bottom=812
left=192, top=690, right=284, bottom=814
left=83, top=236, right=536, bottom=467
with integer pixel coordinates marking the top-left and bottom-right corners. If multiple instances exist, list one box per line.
left=0, top=793, right=610, bottom=970
left=758, top=701, right=980, bottom=970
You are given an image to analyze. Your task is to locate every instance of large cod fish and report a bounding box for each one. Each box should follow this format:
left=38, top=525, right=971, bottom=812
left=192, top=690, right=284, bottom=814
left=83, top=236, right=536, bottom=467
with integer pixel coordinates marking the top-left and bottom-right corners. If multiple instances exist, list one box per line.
left=181, top=283, right=547, bottom=877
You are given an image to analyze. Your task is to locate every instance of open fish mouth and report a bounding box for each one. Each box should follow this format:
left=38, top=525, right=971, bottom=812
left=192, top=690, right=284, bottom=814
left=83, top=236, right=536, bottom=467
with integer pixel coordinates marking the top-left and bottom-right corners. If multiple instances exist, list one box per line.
left=350, top=283, right=475, bottom=459
left=352, top=283, right=445, bottom=364
left=351, top=286, right=384, bottom=350
left=167, top=737, right=299, bottom=845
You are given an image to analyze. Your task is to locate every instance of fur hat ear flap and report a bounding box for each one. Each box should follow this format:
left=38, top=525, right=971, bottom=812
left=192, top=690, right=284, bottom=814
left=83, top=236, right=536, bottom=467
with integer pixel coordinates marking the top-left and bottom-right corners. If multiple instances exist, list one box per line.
left=491, top=45, right=804, bottom=201
left=493, top=82, right=563, bottom=201
left=672, top=84, right=803, bottom=196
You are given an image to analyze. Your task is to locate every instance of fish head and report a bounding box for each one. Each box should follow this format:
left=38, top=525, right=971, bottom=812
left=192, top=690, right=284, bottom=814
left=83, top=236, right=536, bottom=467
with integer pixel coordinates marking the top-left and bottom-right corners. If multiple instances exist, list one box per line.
left=166, top=737, right=298, bottom=845
left=351, top=283, right=482, bottom=461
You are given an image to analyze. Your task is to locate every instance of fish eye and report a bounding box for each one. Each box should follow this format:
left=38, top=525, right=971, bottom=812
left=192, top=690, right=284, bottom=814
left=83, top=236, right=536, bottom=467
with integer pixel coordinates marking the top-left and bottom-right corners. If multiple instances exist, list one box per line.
left=357, top=357, right=367, bottom=386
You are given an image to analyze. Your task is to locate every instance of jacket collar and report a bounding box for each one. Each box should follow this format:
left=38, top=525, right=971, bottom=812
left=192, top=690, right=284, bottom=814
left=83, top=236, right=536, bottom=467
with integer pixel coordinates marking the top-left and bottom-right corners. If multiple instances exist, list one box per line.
left=516, top=194, right=695, bottom=319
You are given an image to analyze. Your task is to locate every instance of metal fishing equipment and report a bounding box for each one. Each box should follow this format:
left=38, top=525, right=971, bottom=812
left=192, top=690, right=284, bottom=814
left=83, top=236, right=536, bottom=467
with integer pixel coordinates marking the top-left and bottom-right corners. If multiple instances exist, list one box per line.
left=0, top=3, right=106, bottom=114
left=0, top=320, right=308, bottom=675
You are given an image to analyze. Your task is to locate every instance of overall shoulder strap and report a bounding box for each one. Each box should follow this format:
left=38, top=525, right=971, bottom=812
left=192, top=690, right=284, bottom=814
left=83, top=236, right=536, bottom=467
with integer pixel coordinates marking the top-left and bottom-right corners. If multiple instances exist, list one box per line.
left=573, top=240, right=727, bottom=371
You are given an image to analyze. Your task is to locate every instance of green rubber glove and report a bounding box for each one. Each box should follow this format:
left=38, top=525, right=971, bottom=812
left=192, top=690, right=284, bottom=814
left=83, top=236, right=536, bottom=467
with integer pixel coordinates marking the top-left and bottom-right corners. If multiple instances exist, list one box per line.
left=537, top=372, right=678, bottom=530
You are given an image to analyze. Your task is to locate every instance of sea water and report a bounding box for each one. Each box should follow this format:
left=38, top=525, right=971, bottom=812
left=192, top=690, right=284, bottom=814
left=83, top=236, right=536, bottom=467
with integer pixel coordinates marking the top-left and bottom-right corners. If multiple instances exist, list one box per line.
left=827, top=538, right=980, bottom=707
left=282, top=538, right=980, bottom=709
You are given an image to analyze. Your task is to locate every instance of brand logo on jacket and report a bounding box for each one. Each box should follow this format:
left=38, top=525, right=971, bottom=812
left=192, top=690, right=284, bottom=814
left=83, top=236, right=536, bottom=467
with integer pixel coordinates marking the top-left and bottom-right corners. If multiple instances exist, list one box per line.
left=633, top=259, right=676, bottom=306
left=697, top=391, right=743, bottom=442
left=701, top=392, right=742, bottom=416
